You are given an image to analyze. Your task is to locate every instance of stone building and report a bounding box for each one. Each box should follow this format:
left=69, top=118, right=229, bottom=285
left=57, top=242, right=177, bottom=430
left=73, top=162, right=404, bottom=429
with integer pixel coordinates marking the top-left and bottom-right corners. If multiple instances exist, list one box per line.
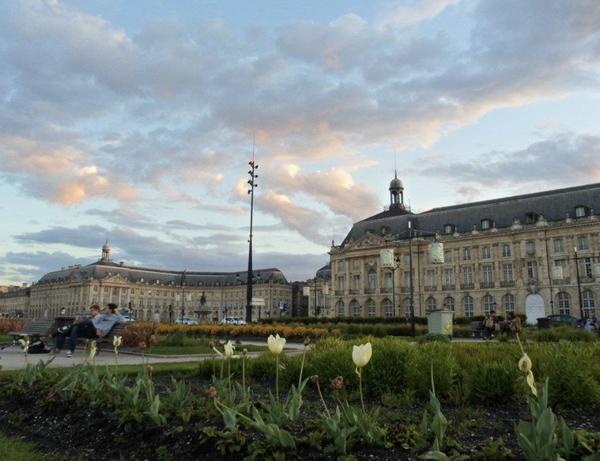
left=0, top=242, right=292, bottom=322
left=329, top=177, right=600, bottom=323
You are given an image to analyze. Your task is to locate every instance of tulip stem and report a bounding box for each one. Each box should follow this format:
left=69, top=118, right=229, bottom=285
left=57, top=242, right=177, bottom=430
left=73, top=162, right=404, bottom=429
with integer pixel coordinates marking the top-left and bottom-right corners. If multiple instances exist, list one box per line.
left=242, top=354, right=246, bottom=390
left=314, top=378, right=331, bottom=418
left=298, top=347, right=306, bottom=389
left=358, top=368, right=365, bottom=412
left=227, top=358, right=232, bottom=394
left=275, top=355, right=280, bottom=403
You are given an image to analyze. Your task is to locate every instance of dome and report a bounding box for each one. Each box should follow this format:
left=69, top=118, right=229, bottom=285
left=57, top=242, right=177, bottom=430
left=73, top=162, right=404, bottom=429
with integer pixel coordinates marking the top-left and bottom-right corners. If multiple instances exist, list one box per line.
left=389, top=177, right=403, bottom=191
left=102, top=241, right=110, bottom=251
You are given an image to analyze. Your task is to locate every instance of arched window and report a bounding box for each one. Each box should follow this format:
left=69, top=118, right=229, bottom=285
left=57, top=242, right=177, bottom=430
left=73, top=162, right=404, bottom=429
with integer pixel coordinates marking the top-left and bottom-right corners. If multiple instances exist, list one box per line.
left=403, top=298, right=412, bottom=318
left=557, top=292, right=570, bottom=315
left=426, top=296, right=437, bottom=313
left=443, top=296, right=455, bottom=311
left=366, top=299, right=376, bottom=317
left=382, top=298, right=393, bottom=318
left=503, top=293, right=515, bottom=314
left=350, top=300, right=361, bottom=318
left=463, top=295, right=474, bottom=318
left=483, top=294, right=495, bottom=314
left=582, top=290, right=596, bottom=317
left=336, top=300, right=345, bottom=317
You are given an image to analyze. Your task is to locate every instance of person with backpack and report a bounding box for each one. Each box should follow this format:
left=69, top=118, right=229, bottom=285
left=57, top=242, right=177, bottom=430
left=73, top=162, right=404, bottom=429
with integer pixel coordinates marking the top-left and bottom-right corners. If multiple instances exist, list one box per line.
left=53, top=303, right=124, bottom=357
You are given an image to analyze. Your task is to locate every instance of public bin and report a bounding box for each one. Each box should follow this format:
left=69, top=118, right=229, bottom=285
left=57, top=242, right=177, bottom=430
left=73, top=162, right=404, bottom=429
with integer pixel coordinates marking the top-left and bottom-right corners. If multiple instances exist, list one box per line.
left=427, top=309, right=454, bottom=337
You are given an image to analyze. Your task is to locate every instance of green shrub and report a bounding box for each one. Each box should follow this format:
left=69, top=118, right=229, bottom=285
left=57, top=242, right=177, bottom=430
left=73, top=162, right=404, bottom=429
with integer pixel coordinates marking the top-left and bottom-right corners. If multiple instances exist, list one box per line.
left=362, top=338, right=411, bottom=397
left=405, top=342, right=457, bottom=399
left=468, top=361, right=519, bottom=404
left=533, top=326, right=597, bottom=343
left=416, top=333, right=450, bottom=344
left=305, top=342, right=357, bottom=390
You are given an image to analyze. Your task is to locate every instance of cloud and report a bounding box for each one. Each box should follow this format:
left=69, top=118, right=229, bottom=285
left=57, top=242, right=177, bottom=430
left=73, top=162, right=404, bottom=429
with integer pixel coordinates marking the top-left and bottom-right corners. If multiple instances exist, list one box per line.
left=420, top=133, right=600, bottom=193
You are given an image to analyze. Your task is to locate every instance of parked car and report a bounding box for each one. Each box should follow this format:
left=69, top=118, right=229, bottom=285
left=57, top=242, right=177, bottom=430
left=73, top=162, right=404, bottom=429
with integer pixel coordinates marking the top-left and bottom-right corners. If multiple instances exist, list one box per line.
left=220, top=317, right=247, bottom=325
left=120, top=314, right=137, bottom=323
left=175, top=317, right=199, bottom=325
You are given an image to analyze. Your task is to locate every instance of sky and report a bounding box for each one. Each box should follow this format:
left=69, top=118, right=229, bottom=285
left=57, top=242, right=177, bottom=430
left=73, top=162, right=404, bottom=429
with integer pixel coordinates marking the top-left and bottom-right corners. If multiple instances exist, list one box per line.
left=0, top=0, right=599, bottom=285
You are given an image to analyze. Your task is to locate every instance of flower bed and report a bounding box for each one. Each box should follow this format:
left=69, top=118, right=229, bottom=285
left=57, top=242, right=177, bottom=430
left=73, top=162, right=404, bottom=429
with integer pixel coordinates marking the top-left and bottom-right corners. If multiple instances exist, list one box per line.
left=0, top=318, right=23, bottom=334
left=1, top=338, right=599, bottom=460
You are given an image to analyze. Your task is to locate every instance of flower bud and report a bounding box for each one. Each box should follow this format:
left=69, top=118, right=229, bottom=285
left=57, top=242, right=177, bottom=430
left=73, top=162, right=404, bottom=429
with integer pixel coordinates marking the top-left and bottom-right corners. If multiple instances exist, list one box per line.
left=331, top=375, right=344, bottom=390
left=207, top=386, right=218, bottom=399
left=303, top=337, right=311, bottom=347
left=208, top=340, right=216, bottom=349
left=518, top=353, right=532, bottom=373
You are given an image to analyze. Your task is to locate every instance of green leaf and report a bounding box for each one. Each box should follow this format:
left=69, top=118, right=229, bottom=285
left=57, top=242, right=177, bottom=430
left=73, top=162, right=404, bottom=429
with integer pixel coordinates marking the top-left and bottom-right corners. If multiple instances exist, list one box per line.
left=223, top=409, right=238, bottom=430
left=421, top=450, right=450, bottom=461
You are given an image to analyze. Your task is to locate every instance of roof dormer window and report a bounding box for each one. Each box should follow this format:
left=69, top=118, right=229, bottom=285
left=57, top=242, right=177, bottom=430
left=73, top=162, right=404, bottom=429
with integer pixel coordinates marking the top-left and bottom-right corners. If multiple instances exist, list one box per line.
left=575, top=205, right=588, bottom=218
left=481, top=219, right=493, bottom=230
left=525, top=212, right=539, bottom=225
left=443, top=224, right=454, bottom=235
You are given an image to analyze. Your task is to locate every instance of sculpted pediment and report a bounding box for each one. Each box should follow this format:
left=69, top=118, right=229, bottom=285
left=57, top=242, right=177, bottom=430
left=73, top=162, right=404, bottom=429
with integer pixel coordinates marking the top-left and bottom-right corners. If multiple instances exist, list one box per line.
left=346, top=232, right=386, bottom=250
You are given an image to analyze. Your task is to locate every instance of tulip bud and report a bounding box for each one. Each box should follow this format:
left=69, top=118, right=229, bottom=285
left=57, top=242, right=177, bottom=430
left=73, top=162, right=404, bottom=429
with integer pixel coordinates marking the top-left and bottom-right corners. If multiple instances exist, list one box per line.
left=303, top=337, right=311, bottom=347
left=207, top=386, right=218, bottom=399
left=208, top=340, right=216, bottom=349
left=518, top=354, right=532, bottom=373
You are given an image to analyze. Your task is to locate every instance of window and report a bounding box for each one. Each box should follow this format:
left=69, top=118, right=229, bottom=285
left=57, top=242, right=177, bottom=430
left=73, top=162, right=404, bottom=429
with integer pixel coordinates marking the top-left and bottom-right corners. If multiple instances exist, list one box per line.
left=443, top=269, right=454, bottom=286
left=426, top=297, right=437, bottom=313
left=426, top=269, right=436, bottom=287
left=582, top=290, right=596, bottom=317
left=366, top=299, right=376, bottom=317
left=382, top=299, right=393, bottom=318
left=384, top=272, right=392, bottom=289
left=463, top=266, right=473, bottom=285
left=502, top=264, right=514, bottom=282
left=575, top=206, right=587, bottom=218
left=367, top=271, right=377, bottom=290
left=577, top=235, right=589, bottom=250
left=502, top=244, right=512, bottom=257
left=526, top=240, right=536, bottom=255
left=463, top=296, right=474, bottom=318
left=403, top=298, right=412, bottom=318
left=337, top=261, right=346, bottom=272
left=553, top=239, right=564, bottom=254
left=482, top=265, right=494, bottom=284
left=350, top=300, right=361, bottom=317
left=443, top=296, right=455, bottom=311
left=557, top=292, right=570, bottom=315
left=444, top=224, right=454, bottom=234
left=503, top=293, right=515, bottom=314
left=403, top=254, right=411, bottom=265
left=352, top=274, right=360, bottom=290
left=525, top=212, right=539, bottom=224
left=579, top=257, right=593, bottom=278
left=444, top=250, right=453, bottom=263
left=481, top=219, right=492, bottom=230
left=336, top=300, right=345, bottom=316
left=483, top=295, right=495, bottom=314
left=403, top=271, right=411, bottom=288
left=482, top=246, right=491, bottom=259
left=336, top=276, right=346, bottom=291
left=527, top=261, right=538, bottom=280
left=463, top=247, right=472, bottom=261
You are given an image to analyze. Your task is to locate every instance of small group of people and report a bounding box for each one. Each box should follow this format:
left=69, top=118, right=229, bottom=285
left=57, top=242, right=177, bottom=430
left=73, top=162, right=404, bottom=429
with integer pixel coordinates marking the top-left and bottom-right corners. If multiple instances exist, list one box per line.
left=583, top=314, right=598, bottom=332
left=483, top=310, right=522, bottom=339
left=52, top=303, right=125, bottom=357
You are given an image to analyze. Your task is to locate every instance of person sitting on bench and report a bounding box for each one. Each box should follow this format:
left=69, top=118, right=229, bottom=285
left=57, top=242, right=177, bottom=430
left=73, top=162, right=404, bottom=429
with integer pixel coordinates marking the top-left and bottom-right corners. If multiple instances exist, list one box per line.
left=54, top=303, right=124, bottom=357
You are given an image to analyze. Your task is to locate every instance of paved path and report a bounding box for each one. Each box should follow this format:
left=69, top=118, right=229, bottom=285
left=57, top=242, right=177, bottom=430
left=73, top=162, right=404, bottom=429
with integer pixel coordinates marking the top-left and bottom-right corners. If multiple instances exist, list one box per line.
left=0, top=340, right=306, bottom=371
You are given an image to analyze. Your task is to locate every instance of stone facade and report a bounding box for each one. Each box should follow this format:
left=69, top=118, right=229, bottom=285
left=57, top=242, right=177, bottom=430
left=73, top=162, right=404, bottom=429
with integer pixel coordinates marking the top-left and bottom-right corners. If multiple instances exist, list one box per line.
left=329, top=181, right=600, bottom=323
left=0, top=244, right=292, bottom=322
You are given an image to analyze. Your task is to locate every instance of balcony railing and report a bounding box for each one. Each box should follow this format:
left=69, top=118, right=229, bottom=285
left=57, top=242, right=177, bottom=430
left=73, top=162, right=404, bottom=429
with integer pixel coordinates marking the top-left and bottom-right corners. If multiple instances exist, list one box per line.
left=500, top=281, right=515, bottom=288
left=442, top=284, right=455, bottom=291
left=335, top=289, right=345, bottom=296
left=380, top=287, right=392, bottom=294
left=400, top=287, right=410, bottom=293
left=364, top=288, right=376, bottom=294
left=480, top=282, right=495, bottom=289
left=424, top=285, right=437, bottom=292
left=349, top=289, right=360, bottom=295
left=460, top=283, right=474, bottom=290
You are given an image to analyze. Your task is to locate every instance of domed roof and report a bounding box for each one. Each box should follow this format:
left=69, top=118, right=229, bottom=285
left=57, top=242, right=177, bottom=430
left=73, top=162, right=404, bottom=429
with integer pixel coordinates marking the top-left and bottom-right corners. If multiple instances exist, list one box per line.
left=389, top=174, right=403, bottom=191
left=102, top=241, right=110, bottom=251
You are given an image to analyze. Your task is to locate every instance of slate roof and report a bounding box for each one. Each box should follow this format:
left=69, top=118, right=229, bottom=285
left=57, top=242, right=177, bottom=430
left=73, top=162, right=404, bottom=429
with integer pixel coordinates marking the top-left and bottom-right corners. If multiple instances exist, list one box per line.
left=38, top=261, right=289, bottom=286
left=316, top=263, right=331, bottom=279
left=342, top=182, right=600, bottom=246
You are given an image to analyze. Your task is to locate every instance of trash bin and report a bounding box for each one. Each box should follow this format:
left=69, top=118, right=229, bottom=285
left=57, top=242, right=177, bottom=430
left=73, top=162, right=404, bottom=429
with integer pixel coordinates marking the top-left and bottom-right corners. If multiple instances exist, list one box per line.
left=537, top=317, right=550, bottom=330
left=427, top=310, right=454, bottom=337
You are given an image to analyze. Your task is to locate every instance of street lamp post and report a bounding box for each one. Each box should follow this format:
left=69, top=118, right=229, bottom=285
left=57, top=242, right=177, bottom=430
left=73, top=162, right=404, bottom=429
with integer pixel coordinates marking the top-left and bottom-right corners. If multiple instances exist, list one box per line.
left=573, top=247, right=585, bottom=320
left=180, top=270, right=187, bottom=323
left=245, top=155, right=259, bottom=323
left=237, top=272, right=261, bottom=321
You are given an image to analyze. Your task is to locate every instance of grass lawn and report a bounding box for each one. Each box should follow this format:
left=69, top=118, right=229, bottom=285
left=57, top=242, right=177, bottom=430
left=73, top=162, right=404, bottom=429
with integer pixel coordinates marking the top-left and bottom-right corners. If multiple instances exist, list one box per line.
left=0, top=433, right=44, bottom=461
left=0, top=334, right=11, bottom=343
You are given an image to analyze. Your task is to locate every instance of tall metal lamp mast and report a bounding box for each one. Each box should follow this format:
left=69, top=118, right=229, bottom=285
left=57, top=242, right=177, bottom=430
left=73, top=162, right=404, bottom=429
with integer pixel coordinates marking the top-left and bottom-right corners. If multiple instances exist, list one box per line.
left=245, top=143, right=258, bottom=323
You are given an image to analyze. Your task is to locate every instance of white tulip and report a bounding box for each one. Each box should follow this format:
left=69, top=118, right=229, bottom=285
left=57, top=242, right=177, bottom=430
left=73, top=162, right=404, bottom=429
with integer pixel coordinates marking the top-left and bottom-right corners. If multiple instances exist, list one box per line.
left=352, top=342, right=372, bottom=369
left=113, top=335, right=122, bottom=348
left=267, top=334, right=286, bottom=356
left=224, top=340, right=235, bottom=358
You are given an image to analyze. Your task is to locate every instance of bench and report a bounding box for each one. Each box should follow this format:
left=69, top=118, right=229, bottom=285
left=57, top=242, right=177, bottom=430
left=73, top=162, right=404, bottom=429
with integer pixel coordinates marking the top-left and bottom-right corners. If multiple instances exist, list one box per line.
left=8, top=319, right=55, bottom=342
left=471, top=321, right=484, bottom=338
left=79, top=323, right=126, bottom=352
